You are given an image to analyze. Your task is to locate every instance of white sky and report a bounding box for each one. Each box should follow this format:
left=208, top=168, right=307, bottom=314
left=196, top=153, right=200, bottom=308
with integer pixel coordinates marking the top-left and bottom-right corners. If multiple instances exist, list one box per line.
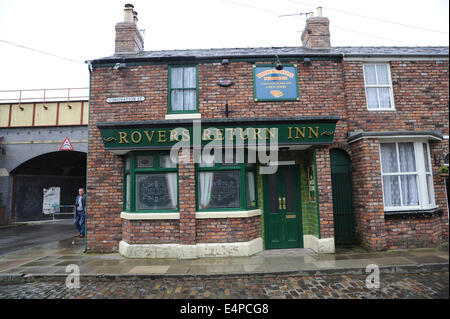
left=0, top=0, right=448, bottom=91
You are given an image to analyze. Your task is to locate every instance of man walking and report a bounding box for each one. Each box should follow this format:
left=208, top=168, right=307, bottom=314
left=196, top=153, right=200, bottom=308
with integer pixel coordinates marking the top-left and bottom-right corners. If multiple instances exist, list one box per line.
left=74, top=188, right=87, bottom=238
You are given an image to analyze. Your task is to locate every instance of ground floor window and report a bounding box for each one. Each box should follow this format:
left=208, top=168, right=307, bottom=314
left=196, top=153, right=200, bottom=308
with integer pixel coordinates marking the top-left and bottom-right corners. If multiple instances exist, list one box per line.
left=123, top=152, right=178, bottom=212
left=380, top=141, right=435, bottom=211
left=197, top=149, right=257, bottom=211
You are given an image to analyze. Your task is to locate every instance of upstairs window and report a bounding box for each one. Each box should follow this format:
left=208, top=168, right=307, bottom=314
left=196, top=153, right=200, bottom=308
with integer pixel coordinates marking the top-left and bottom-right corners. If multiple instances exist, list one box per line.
left=363, top=63, right=395, bottom=110
left=169, top=66, right=198, bottom=113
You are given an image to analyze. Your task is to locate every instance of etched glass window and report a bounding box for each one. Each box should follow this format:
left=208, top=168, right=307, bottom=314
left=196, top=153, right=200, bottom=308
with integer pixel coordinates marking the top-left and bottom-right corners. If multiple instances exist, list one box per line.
left=198, top=170, right=240, bottom=209
left=136, top=173, right=177, bottom=210
left=136, top=155, right=153, bottom=168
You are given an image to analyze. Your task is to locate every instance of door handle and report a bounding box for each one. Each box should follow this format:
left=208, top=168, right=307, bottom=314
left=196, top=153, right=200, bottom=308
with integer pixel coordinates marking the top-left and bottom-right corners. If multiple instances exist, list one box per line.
left=278, top=197, right=282, bottom=210
left=283, top=197, right=286, bottom=210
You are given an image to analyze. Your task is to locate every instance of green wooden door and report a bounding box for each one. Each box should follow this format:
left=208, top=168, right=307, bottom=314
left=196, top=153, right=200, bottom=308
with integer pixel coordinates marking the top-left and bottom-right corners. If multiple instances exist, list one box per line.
left=264, top=166, right=303, bottom=249
left=330, top=149, right=356, bottom=244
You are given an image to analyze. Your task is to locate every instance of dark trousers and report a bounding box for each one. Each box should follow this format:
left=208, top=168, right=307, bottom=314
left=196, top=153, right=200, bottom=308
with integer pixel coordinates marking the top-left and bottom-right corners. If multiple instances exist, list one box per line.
left=74, top=211, right=85, bottom=235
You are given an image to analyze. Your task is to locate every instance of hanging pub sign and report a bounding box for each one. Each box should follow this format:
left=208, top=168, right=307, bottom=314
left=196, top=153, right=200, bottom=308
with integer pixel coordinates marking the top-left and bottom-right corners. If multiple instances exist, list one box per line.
left=253, top=64, right=299, bottom=102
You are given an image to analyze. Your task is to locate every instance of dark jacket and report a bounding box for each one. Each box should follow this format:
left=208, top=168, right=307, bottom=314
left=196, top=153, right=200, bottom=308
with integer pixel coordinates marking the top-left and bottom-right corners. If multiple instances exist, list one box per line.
left=75, top=194, right=87, bottom=213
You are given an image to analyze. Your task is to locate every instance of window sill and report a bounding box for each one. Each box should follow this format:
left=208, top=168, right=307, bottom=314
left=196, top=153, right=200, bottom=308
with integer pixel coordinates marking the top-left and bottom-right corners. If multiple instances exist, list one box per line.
left=120, top=212, right=180, bottom=220
left=165, top=113, right=201, bottom=120
left=195, top=209, right=261, bottom=219
left=384, top=207, right=442, bottom=219
left=366, top=108, right=396, bottom=111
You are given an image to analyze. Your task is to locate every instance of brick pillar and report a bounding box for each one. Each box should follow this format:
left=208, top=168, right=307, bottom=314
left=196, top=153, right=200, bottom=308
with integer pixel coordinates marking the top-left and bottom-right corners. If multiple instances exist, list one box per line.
left=350, top=139, right=387, bottom=251
left=315, top=146, right=335, bottom=239
left=178, top=149, right=196, bottom=245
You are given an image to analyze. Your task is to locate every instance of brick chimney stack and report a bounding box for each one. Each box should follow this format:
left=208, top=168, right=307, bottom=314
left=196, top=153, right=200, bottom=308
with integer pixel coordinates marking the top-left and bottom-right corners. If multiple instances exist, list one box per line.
left=114, top=4, right=144, bottom=54
left=301, top=7, right=331, bottom=49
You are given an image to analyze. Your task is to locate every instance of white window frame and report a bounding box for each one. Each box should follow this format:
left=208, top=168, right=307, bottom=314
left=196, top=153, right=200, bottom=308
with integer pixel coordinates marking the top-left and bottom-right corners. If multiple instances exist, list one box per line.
left=363, top=63, right=396, bottom=111
left=379, top=139, right=437, bottom=212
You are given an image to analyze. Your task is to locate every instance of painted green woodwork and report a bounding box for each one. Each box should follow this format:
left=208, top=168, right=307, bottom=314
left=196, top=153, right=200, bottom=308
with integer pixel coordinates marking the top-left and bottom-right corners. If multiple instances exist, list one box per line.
left=330, top=149, right=356, bottom=244
left=99, top=122, right=337, bottom=150
left=263, top=165, right=303, bottom=249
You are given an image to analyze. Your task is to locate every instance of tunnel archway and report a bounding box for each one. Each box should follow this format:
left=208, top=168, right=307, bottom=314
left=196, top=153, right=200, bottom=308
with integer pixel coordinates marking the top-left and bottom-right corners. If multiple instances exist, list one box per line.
left=11, top=151, right=86, bottom=221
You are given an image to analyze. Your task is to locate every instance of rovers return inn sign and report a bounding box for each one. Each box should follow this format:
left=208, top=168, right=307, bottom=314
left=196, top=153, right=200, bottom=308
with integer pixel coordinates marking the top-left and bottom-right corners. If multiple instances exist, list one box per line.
left=98, top=121, right=337, bottom=150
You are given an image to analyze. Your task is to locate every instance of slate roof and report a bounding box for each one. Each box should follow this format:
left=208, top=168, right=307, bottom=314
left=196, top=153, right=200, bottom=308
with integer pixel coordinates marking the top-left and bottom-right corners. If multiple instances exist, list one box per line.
left=89, top=46, right=449, bottom=64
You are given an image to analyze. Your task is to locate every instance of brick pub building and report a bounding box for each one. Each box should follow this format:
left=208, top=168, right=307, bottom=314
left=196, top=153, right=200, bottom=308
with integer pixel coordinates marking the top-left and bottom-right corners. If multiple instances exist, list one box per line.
left=86, top=4, right=449, bottom=257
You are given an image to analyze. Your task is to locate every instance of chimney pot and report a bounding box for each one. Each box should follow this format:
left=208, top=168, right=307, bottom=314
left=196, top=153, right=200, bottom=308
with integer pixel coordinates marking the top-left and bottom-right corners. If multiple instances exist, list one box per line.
left=115, top=4, right=144, bottom=54
left=301, top=12, right=331, bottom=49
left=317, top=7, right=323, bottom=17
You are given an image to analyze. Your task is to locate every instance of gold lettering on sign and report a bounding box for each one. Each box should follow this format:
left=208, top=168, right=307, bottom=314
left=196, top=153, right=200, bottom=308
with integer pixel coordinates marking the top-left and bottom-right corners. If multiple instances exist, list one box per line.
left=308, top=127, right=319, bottom=139
left=144, top=131, right=154, bottom=142
left=225, top=128, right=235, bottom=141
left=182, top=129, right=190, bottom=142
left=119, top=132, right=129, bottom=144
left=215, top=129, right=225, bottom=141
left=288, top=127, right=293, bottom=139
left=266, top=128, right=276, bottom=140
left=158, top=131, right=167, bottom=143
left=295, top=127, right=306, bottom=139
left=131, top=131, right=142, bottom=144
left=169, top=130, right=180, bottom=142
left=239, top=128, right=248, bottom=140
left=202, top=129, right=213, bottom=141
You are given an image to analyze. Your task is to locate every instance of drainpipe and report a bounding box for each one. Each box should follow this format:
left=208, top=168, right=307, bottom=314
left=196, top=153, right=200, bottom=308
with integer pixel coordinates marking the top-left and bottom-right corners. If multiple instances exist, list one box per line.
left=83, top=62, right=93, bottom=253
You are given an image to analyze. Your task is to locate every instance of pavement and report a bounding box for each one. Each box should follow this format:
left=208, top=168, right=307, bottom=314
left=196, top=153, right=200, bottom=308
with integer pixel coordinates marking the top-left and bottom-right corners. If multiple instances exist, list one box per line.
left=0, top=231, right=448, bottom=280
left=0, top=219, right=75, bottom=255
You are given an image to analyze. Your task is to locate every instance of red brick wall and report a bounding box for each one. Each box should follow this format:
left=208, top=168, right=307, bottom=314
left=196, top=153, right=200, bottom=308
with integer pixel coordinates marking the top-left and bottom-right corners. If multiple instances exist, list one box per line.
left=385, top=215, right=444, bottom=249
left=350, top=139, right=387, bottom=251
left=196, top=216, right=260, bottom=243
left=87, top=57, right=449, bottom=252
left=122, top=219, right=180, bottom=244
left=315, top=145, right=335, bottom=239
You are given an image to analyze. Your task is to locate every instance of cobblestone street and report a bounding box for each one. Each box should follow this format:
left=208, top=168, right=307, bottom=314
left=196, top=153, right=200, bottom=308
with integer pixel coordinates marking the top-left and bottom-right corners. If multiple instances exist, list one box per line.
left=0, top=271, right=447, bottom=299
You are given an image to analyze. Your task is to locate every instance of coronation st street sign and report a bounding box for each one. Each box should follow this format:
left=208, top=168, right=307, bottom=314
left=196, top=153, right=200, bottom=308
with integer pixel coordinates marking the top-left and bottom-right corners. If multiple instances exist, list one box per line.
left=106, top=96, right=146, bottom=103
left=99, top=122, right=336, bottom=149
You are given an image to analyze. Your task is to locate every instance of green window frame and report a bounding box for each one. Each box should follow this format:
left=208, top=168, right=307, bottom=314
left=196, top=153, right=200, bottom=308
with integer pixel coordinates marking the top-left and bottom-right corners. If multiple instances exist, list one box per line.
left=168, top=65, right=199, bottom=113
left=123, top=152, right=179, bottom=213
left=196, top=149, right=258, bottom=211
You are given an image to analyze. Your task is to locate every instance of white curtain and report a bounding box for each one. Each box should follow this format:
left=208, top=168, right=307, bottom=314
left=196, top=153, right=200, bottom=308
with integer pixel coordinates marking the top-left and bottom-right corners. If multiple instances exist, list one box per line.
left=380, top=143, right=398, bottom=173
left=401, top=175, right=419, bottom=206
left=165, top=173, right=177, bottom=209
left=381, top=143, right=419, bottom=207
left=199, top=172, right=214, bottom=209
left=171, top=67, right=196, bottom=111
left=171, top=68, right=183, bottom=111
left=199, top=153, right=215, bottom=209
left=383, top=176, right=401, bottom=207
left=246, top=171, right=256, bottom=205
left=399, top=143, right=416, bottom=172
left=161, top=155, right=177, bottom=209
